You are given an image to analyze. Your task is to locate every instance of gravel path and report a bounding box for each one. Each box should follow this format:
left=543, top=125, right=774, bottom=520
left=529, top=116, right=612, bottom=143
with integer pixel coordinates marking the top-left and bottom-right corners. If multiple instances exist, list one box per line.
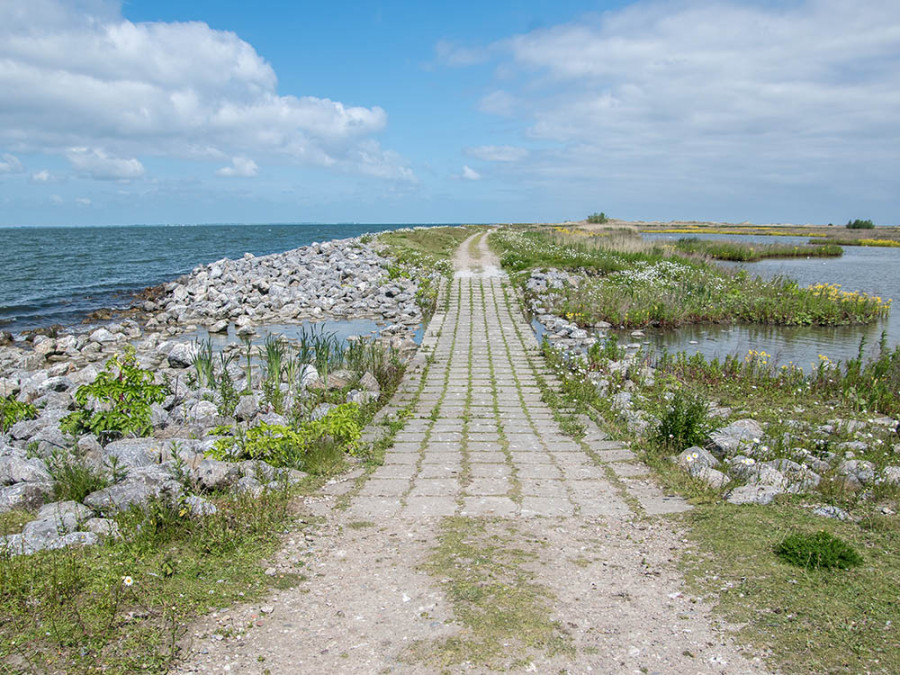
left=174, top=232, right=769, bottom=674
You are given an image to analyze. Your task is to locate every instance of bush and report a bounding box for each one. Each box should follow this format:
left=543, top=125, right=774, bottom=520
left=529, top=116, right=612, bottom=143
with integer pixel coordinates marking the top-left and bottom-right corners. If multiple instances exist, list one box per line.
left=0, top=396, right=37, bottom=433
left=846, top=219, right=875, bottom=229
left=652, top=387, right=717, bottom=454
left=775, top=530, right=862, bottom=570
left=60, top=346, right=168, bottom=444
left=586, top=212, right=609, bottom=224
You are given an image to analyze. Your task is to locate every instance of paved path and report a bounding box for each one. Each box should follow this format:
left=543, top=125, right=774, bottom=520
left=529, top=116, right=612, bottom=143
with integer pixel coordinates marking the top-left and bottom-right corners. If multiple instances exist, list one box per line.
left=176, top=232, right=767, bottom=674
left=349, top=233, right=682, bottom=521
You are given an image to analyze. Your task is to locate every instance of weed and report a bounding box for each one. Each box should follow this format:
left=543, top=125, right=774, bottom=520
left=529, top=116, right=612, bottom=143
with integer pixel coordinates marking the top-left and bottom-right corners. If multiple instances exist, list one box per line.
left=651, top=387, right=717, bottom=454
left=775, top=530, right=863, bottom=570
left=60, top=346, right=168, bottom=444
left=0, top=396, right=37, bottom=433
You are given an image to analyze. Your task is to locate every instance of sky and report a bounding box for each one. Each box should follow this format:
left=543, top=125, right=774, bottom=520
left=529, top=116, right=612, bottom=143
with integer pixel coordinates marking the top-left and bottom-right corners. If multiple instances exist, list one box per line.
left=0, top=0, right=898, bottom=226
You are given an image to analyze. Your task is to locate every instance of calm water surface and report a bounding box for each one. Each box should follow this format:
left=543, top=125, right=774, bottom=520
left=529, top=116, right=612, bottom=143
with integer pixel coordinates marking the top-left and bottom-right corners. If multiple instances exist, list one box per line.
left=641, top=233, right=900, bottom=368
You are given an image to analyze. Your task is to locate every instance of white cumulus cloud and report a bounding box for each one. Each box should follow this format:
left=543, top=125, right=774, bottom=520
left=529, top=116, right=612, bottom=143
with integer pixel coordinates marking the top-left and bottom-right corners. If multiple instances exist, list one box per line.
left=66, top=147, right=145, bottom=180
left=460, top=165, right=481, bottom=181
left=0, top=0, right=412, bottom=181
left=0, top=153, right=23, bottom=174
left=31, top=169, right=51, bottom=182
left=216, top=156, right=259, bottom=177
left=443, top=0, right=900, bottom=218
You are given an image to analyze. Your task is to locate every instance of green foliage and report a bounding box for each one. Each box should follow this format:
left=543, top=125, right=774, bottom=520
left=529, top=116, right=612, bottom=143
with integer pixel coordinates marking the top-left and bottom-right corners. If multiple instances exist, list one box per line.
left=674, top=237, right=843, bottom=261
left=775, top=530, right=863, bottom=570
left=846, top=218, right=875, bottom=229
left=495, top=228, right=889, bottom=328
left=209, top=403, right=362, bottom=472
left=586, top=212, right=609, bottom=224
left=259, top=334, right=287, bottom=413
left=0, top=396, right=37, bottom=433
left=190, top=338, right=215, bottom=388
left=0, top=488, right=294, bottom=672
left=60, top=347, right=168, bottom=443
left=652, top=387, right=717, bottom=454
left=45, top=447, right=111, bottom=502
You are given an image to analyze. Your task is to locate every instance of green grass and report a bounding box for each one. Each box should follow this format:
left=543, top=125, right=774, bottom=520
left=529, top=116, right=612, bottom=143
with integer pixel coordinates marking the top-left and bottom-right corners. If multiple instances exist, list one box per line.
left=492, top=227, right=890, bottom=328
left=0, top=489, right=302, bottom=673
left=682, top=504, right=900, bottom=674
left=407, top=517, right=573, bottom=669
left=674, top=237, right=843, bottom=261
left=378, top=225, right=483, bottom=273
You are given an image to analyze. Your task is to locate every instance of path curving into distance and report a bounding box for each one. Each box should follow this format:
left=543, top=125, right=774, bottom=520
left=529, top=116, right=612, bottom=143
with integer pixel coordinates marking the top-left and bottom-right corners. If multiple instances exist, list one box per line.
left=175, top=231, right=768, bottom=674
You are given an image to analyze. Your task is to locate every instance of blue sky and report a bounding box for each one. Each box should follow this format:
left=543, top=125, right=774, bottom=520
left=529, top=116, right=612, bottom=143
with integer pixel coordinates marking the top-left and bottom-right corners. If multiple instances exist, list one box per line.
left=1, top=0, right=898, bottom=226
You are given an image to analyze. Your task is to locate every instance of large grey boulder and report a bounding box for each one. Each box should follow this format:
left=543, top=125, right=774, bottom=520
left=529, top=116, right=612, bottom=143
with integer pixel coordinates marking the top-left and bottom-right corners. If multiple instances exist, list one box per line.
left=707, top=419, right=764, bottom=457
left=103, top=438, right=161, bottom=468
left=0, top=482, right=52, bottom=512
left=36, top=501, right=94, bottom=531
left=726, top=484, right=782, bottom=505
left=837, top=459, right=875, bottom=485
left=1, top=530, right=98, bottom=557
left=234, top=394, right=260, bottom=422
left=83, top=466, right=182, bottom=514
left=0, top=455, right=51, bottom=485
left=166, top=342, right=196, bottom=368
left=675, top=446, right=719, bottom=472
left=693, top=466, right=731, bottom=489
left=196, top=459, right=240, bottom=491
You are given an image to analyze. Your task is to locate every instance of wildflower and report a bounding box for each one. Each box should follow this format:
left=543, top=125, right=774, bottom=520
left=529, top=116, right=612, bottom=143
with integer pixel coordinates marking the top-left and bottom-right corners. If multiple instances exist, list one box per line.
left=123, top=576, right=134, bottom=587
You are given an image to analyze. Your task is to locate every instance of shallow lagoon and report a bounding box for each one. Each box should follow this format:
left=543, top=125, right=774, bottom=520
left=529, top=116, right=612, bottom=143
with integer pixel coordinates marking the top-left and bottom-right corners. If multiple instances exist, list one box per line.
left=639, top=232, right=899, bottom=368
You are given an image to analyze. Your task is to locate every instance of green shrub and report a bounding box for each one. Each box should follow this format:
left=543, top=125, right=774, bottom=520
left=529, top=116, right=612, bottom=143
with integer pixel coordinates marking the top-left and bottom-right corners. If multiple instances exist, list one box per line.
left=0, top=396, right=37, bottom=433
left=846, top=219, right=875, bottom=229
left=60, top=346, right=169, bottom=443
left=652, top=387, right=716, bottom=454
left=587, top=212, right=609, bottom=224
left=775, top=530, right=863, bottom=570
left=209, top=403, right=361, bottom=473
left=46, top=448, right=111, bottom=502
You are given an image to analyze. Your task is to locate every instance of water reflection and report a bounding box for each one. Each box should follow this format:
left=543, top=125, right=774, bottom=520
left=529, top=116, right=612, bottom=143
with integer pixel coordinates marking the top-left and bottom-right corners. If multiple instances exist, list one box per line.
left=640, top=232, right=900, bottom=366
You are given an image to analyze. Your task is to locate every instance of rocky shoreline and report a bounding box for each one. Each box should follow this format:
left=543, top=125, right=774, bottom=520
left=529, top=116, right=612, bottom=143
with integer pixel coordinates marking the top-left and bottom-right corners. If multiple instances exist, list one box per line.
left=522, top=267, right=900, bottom=513
left=0, top=234, right=436, bottom=555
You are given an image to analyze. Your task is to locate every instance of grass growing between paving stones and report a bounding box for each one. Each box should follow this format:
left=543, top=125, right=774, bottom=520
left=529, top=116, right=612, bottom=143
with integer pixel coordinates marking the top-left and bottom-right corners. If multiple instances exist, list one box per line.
left=408, top=517, right=573, bottom=670
left=681, top=504, right=900, bottom=674
left=0, top=488, right=303, bottom=674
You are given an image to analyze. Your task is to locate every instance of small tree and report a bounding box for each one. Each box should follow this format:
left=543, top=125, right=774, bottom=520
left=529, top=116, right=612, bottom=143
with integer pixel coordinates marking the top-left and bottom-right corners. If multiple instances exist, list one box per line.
left=846, top=218, right=875, bottom=229
left=587, top=212, right=608, bottom=224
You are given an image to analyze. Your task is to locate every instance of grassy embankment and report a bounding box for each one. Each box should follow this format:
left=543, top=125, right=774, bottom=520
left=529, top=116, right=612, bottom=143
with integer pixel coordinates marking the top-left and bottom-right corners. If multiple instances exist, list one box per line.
left=491, top=225, right=900, bottom=674
left=495, top=227, right=889, bottom=328
left=0, top=225, right=475, bottom=673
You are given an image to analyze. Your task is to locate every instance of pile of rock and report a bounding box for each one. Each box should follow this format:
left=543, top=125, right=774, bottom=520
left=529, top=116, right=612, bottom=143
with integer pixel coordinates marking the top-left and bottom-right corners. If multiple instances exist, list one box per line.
left=140, top=238, right=429, bottom=336
left=672, top=417, right=900, bottom=507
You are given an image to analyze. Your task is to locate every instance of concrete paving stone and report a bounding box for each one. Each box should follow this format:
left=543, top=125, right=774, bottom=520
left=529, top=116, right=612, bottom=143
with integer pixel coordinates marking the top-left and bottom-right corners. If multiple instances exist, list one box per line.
left=466, top=477, right=512, bottom=496
left=461, top=496, right=519, bottom=517
left=593, top=440, right=629, bottom=451
left=419, top=464, right=462, bottom=479
left=469, top=463, right=512, bottom=478
left=520, top=497, right=575, bottom=518
left=358, top=478, right=410, bottom=497
left=467, top=432, right=502, bottom=443
left=468, top=422, right=499, bottom=434
left=388, top=441, right=423, bottom=453
left=506, top=437, right=544, bottom=451
left=431, top=422, right=464, bottom=433
left=515, top=463, right=563, bottom=480
left=467, top=451, right=508, bottom=463
left=509, top=451, right=556, bottom=465
left=518, top=478, right=568, bottom=498
left=372, top=464, right=417, bottom=479
left=466, top=442, right=503, bottom=453
left=620, top=477, right=692, bottom=515
left=409, top=479, right=459, bottom=497
left=610, top=462, right=651, bottom=478
left=382, top=453, right=419, bottom=466
left=431, top=431, right=464, bottom=443
left=346, top=497, right=401, bottom=519
left=424, top=442, right=462, bottom=453
left=563, top=464, right=609, bottom=480
left=594, top=449, right=637, bottom=462
left=402, top=496, right=458, bottom=518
